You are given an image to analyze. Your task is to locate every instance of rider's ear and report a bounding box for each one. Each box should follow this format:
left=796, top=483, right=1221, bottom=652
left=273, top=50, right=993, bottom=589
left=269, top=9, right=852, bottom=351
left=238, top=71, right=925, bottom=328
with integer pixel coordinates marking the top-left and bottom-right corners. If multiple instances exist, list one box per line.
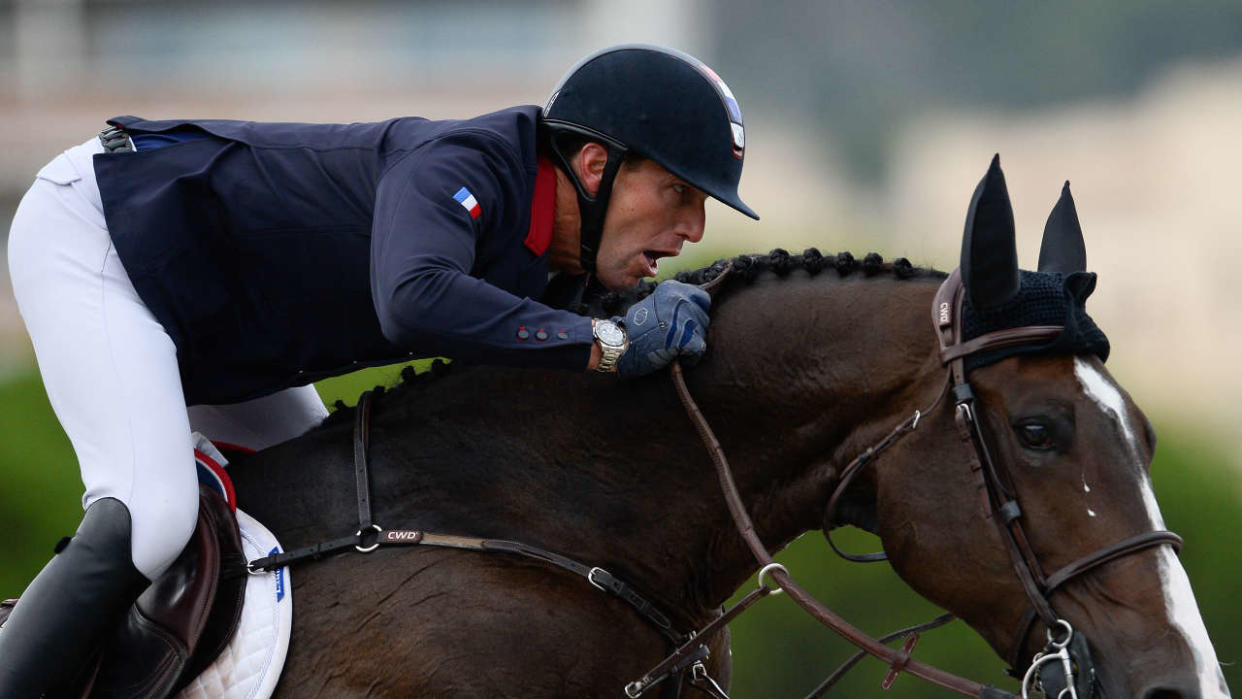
left=961, top=154, right=1020, bottom=309
left=1037, top=181, right=1087, bottom=274
left=576, top=142, right=610, bottom=197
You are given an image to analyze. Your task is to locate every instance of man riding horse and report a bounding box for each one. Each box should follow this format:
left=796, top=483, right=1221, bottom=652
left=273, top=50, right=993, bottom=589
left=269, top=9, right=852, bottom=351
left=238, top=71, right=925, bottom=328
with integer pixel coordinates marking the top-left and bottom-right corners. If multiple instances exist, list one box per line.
left=1, top=44, right=758, bottom=696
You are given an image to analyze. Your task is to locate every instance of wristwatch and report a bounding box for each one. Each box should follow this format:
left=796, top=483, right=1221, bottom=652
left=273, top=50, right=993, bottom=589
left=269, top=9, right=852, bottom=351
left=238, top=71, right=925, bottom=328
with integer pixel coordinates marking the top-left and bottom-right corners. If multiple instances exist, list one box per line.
left=592, top=318, right=629, bottom=373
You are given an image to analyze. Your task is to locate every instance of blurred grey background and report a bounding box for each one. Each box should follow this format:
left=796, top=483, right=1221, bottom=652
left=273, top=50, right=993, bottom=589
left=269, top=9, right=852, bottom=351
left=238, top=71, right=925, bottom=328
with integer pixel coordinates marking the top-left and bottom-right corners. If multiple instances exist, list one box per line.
left=2, top=1, right=1240, bottom=696
left=3, top=0, right=1242, bottom=447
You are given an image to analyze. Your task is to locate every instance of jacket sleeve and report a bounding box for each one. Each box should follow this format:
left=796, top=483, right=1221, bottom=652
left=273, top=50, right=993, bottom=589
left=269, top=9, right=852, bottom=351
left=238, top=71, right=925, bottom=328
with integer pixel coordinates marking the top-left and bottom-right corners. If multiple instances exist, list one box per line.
left=370, top=133, right=594, bottom=370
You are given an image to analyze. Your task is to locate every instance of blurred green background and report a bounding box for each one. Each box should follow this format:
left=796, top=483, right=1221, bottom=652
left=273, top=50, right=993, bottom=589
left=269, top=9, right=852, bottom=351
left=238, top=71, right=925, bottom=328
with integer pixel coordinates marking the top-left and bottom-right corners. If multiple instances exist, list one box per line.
left=3, top=1, right=1241, bottom=695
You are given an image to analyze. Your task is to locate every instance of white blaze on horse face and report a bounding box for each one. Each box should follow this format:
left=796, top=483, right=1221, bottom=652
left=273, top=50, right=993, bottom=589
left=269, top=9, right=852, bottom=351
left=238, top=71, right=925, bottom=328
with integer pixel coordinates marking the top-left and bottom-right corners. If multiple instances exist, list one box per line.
left=1074, top=358, right=1230, bottom=697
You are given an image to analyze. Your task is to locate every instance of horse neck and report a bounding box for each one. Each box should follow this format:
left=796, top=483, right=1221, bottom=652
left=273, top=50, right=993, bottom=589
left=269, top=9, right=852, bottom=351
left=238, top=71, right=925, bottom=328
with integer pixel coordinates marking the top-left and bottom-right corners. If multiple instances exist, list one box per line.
left=236, top=270, right=946, bottom=629
left=665, top=271, right=946, bottom=612
left=453, top=270, right=949, bottom=623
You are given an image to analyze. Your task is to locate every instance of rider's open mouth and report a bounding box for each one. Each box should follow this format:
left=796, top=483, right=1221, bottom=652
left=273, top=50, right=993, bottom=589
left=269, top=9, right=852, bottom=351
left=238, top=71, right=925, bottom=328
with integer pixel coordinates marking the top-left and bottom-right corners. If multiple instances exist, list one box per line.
left=643, top=250, right=671, bottom=276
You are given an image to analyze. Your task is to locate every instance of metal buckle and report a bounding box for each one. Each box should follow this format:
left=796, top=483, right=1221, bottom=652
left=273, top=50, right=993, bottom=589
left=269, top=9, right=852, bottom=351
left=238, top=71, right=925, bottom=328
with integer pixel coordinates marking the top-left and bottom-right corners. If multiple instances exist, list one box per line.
left=588, top=566, right=612, bottom=592
left=956, top=401, right=975, bottom=424
left=692, top=661, right=709, bottom=683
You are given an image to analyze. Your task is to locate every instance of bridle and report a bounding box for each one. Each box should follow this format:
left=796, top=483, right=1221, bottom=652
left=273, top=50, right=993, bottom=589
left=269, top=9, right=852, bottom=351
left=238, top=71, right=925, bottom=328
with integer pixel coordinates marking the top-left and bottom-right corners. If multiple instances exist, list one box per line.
left=632, top=266, right=1183, bottom=699
left=929, top=268, right=1182, bottom=697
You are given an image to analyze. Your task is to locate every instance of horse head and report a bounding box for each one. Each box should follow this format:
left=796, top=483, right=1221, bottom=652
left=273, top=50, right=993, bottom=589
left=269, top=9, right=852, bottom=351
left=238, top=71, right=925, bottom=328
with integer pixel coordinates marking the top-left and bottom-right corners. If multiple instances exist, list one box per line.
left=867, top=156, right=1228, bottom=698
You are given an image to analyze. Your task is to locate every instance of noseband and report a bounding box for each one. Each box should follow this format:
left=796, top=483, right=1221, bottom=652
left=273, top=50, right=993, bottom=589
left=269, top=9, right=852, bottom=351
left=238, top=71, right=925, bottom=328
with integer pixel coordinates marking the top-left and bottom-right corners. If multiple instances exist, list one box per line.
left=639, top=267, right=1182, bottom=699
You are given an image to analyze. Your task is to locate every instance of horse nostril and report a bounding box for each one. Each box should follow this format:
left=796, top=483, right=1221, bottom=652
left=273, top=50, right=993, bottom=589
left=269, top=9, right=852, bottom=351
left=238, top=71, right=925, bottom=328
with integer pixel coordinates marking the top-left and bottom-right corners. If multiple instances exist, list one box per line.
left=1141, top=687, right=1194, bottom=699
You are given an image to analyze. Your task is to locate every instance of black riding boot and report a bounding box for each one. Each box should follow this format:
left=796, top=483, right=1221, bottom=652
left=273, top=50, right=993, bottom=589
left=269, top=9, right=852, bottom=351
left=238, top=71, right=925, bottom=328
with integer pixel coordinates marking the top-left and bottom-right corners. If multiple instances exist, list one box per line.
left=0, top=498, right=150, bottom=698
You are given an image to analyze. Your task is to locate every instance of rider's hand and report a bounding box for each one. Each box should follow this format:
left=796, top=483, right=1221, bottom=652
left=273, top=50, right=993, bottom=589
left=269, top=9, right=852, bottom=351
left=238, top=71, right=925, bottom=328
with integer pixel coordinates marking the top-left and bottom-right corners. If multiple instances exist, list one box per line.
left=616, top=280, right=711, bottom=378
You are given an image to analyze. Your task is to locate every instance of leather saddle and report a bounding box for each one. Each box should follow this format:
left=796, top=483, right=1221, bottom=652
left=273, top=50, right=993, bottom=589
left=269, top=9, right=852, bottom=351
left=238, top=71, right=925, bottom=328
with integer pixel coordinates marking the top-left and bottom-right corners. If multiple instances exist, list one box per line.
left=1, top=485, right=247, bottom=698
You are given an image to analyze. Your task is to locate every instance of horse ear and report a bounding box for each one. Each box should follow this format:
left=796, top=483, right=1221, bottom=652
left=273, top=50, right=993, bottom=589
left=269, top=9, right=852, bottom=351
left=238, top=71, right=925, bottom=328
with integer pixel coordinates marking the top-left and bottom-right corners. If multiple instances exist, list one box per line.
left=1037, top=181, right=1087, bottom=274
left=1065, top=271, right=1097, bottom=302
left=961, top=154, right=1020, bottom=309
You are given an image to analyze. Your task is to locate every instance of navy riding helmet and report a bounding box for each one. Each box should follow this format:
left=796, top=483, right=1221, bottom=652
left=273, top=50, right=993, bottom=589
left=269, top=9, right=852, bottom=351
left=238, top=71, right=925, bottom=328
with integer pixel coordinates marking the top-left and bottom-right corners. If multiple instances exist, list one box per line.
left=542, top=44, right=760, bottom=272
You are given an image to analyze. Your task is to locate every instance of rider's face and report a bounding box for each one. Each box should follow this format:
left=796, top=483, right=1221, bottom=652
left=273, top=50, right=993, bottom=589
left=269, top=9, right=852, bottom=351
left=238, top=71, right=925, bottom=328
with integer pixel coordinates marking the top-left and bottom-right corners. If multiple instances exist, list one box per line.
left=594, top=158, right=707, bottom=291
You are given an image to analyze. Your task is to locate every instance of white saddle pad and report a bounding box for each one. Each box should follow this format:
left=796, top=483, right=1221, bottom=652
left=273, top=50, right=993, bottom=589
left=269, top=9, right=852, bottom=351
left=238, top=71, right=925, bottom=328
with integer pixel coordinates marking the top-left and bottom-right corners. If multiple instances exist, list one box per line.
left=177, top=509, right=293, bottom=699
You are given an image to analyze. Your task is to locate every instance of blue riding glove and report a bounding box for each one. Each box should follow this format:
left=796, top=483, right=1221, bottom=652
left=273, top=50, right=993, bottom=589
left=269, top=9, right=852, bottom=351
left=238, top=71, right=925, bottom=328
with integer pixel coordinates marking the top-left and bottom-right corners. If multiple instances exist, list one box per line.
left=615, top=280, right=711, bottom=378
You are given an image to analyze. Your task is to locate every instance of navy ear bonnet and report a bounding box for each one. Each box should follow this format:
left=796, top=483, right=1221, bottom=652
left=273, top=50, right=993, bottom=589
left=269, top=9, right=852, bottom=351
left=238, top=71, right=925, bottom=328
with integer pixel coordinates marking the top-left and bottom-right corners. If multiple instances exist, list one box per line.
left=961, top=269, right=1110, bottom=372
left=957, top=156, right=1110, bottom=373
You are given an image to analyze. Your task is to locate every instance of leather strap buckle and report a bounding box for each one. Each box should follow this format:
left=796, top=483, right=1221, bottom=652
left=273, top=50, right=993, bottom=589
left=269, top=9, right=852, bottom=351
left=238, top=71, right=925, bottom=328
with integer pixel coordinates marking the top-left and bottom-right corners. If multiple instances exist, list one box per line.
left=587, top=566, right=617, bottom=593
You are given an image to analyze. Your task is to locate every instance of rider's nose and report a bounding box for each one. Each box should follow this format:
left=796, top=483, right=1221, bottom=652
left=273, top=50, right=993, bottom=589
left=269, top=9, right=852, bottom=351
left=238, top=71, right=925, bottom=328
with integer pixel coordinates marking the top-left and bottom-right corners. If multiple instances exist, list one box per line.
left=678, top=208, right=705, bottom=243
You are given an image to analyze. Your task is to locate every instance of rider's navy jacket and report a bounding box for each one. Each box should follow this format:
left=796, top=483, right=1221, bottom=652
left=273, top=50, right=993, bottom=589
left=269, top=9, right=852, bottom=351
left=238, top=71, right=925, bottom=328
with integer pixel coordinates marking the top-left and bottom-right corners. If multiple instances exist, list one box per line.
left=93, top=107, right=593, bottom=406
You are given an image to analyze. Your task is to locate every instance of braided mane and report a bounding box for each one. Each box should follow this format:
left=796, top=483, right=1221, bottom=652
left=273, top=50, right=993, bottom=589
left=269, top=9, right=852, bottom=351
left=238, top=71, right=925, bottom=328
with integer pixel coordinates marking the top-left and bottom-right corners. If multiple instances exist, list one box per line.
left=322, top=248, right=944, bottom=423
left=589, top=247, right=944, bottom=317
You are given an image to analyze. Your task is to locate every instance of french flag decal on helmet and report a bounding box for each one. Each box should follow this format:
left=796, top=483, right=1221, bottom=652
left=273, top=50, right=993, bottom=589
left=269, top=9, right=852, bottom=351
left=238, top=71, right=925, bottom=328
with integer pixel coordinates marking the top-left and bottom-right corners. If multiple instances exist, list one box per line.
left=698, top=63, right=745, bottom=159
left=453, top=186, right=482, bottom=219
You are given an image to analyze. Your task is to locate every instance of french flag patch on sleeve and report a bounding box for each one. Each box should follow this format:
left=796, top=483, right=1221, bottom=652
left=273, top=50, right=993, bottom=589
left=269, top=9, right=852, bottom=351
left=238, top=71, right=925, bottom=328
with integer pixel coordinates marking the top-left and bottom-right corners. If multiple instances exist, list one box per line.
left=453, top=186, right=482, bottom=219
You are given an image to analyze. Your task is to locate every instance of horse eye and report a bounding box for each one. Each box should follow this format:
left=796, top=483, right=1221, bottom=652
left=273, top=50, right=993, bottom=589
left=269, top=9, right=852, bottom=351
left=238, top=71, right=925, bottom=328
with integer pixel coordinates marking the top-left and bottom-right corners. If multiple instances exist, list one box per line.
left=1015, top=422, right=1056, bottom=451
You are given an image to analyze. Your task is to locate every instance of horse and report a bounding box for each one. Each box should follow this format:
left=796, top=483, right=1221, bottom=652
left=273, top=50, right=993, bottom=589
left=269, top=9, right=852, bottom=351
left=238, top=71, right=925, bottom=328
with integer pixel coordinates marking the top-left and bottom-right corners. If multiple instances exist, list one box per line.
left=224, top=159, right=1228, bottom=698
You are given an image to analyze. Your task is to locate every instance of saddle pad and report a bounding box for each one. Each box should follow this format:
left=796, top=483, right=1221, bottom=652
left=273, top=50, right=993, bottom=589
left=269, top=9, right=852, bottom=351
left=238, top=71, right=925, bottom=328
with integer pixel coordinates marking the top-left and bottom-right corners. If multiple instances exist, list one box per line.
left=194, top=433, right=236, bottom=512
left=177, top=508, right=292, bottom=699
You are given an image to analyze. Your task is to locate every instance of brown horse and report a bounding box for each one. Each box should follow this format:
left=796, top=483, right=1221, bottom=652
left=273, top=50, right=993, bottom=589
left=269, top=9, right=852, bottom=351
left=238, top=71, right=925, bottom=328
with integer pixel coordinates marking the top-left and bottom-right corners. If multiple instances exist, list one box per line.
left=225, top=160, right=1228, bottom=697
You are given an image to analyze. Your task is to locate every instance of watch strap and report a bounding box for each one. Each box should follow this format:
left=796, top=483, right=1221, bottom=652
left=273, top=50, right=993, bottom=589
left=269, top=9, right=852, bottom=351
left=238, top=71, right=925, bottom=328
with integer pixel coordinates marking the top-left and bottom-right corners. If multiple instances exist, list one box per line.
left=593, top=319, right=627, bottom=373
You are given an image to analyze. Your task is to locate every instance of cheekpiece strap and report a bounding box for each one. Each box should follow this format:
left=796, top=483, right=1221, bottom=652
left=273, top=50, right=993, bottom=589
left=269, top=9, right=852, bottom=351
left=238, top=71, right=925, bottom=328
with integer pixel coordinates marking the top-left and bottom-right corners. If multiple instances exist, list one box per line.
left=541, top=125, right=630, bottom=272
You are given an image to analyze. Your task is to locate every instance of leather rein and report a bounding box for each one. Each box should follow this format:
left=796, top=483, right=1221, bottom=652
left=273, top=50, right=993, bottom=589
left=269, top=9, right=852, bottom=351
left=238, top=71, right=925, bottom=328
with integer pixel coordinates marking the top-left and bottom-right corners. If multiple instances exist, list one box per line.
left=632, top=266, right=1183, bottom=699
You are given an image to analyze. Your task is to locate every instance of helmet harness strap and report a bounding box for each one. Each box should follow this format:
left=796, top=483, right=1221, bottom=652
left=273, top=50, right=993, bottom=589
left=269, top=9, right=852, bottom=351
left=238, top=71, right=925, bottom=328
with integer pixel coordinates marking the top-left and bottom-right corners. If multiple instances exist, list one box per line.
left=543, top=127, right=629, bottom=273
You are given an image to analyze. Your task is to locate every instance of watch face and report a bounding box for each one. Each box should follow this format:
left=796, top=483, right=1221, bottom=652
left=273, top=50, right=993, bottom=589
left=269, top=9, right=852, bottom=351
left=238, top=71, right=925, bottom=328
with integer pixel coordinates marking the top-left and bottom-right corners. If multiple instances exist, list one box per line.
left=596, top=321, right=626, bottom=346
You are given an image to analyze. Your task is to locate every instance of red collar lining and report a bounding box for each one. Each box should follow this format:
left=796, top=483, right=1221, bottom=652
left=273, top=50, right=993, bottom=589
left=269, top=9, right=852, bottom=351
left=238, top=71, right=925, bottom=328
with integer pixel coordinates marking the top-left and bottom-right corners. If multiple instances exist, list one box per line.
left=524, top=156, right=556, bottom=256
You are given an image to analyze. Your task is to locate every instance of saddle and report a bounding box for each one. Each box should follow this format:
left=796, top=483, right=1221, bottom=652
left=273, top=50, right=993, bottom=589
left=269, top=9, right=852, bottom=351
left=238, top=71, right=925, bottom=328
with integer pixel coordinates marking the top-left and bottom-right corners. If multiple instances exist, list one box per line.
left=0, top=485, right=247, bottom=698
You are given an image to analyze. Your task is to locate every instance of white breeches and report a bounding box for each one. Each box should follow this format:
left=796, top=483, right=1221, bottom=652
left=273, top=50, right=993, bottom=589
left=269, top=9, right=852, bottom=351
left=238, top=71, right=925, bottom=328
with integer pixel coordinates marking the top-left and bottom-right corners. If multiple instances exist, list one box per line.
left=7, top=138, right=328, bottom=580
